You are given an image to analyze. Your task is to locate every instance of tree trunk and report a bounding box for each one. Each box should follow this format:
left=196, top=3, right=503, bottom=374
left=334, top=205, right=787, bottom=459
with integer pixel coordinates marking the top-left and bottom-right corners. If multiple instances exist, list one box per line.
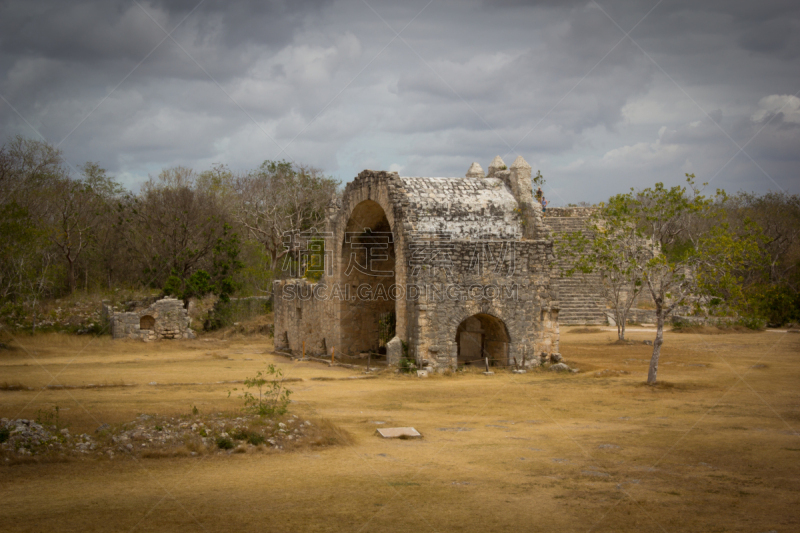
left=613, top=307, right=626, bottom=340
left=647, top=303, right=664, bottom=384
left=67, top=258, right=76, bottom=294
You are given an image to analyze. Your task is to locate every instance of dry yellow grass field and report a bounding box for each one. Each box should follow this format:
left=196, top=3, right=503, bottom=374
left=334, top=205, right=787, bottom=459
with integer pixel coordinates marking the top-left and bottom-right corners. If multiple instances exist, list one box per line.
left=1, top=326, right=799, bottom=532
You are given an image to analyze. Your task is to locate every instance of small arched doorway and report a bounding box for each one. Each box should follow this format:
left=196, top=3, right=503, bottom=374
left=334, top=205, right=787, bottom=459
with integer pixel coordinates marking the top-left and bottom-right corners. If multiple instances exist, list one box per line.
left=140, top=315, right=155, bottom=331
left=456, top=314, right=510, bottom=367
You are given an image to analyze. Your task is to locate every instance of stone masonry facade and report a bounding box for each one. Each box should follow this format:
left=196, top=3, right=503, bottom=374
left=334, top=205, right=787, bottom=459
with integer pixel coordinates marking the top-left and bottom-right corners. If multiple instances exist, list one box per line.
left=273, top=156, right=561, bottom=372
left=105, top=297, right=195, bottom=341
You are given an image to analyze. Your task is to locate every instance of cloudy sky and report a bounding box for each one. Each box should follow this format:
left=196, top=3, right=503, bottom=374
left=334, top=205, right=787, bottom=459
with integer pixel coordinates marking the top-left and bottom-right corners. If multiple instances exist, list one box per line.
left=1, top=0, right=798, bottom=204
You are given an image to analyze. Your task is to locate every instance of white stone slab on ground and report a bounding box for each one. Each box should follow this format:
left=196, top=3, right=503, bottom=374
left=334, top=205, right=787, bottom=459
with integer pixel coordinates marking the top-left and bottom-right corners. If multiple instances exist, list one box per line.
left=376, top=427, right=422, bottom=439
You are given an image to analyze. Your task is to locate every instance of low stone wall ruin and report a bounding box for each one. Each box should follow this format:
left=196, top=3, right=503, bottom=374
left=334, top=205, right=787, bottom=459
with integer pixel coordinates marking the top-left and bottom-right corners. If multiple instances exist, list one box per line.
left=105, top=297, right=194, bottom=341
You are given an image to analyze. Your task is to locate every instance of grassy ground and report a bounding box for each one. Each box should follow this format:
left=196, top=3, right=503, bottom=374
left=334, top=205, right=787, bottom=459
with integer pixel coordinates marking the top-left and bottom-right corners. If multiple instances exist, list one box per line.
left=1, top=326, right=798, bottom=532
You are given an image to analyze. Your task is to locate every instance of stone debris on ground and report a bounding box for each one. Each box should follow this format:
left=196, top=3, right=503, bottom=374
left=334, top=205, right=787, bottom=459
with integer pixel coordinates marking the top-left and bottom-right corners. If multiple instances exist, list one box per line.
left=10, top=297, right=103, bottom=332
left=1, top=413, right=319, bottom=462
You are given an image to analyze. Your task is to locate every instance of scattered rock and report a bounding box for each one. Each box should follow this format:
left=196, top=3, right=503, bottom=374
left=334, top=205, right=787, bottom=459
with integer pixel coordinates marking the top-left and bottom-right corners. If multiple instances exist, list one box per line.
left=582, top=470, right=610, bottom=477
left=594, top=369, right=630, bottom=377
left=549, top=363, right=570, bottom=372
left=1, top=414, right=320, bottom=461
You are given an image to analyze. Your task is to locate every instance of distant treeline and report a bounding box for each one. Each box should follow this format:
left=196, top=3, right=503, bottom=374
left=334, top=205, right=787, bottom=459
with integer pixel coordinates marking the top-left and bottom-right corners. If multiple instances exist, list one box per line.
left=1, top=135, right=798, bottom=328
left=0, top=135, right=338, bottom=325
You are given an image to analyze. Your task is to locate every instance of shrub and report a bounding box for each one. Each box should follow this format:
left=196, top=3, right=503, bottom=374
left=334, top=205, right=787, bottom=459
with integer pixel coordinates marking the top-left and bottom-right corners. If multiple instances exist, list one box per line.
left=35, top=405, right=60, bottom=429
left=735, top=316, right=766, bottom=330
left=751, top=283, right=800, bottom=326
left=216, top=436, right=234, bottom=450
left=398, top=358, right=416, bottom=373
left=229, top=364, right=292, bottom=416
left=230, top=427, right=265, bottom=445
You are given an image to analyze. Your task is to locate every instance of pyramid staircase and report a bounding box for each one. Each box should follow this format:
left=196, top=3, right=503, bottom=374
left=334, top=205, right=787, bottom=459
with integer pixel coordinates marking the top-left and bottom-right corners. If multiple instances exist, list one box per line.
left=544, top=214, right=608, bottom=326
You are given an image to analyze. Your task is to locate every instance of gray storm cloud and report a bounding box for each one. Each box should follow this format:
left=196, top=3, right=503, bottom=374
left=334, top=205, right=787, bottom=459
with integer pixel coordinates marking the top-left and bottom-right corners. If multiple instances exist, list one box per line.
left=0, top=0, right=798, bottom=201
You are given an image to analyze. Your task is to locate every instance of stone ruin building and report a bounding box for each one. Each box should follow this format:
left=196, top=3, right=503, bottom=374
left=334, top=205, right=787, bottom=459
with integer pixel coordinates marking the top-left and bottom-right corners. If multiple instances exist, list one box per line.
left=273, top=156, right=562, bottom=372
left=105, top=297, right=195, bottom=341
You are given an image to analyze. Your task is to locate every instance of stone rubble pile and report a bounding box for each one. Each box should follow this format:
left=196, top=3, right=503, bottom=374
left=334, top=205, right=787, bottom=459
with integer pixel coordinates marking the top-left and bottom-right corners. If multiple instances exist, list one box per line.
left=1, top=413, right=316, bottom=462
left=11, top=299, right=103, bottom=331
left=0, top=418, right=95, bottom=457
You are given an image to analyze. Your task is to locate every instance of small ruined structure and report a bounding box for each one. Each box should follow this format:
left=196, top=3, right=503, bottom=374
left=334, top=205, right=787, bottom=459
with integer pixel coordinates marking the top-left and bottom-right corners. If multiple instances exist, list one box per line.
left=273, top=156, right=561, bottom=372
left=105, top=297, right=195, bottom=341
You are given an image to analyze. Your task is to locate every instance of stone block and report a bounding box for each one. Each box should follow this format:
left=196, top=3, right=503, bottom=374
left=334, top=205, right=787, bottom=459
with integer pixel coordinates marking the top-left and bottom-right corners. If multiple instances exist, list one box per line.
left=376, top=427, right=422, bottom=439
left=386, top=336, right=403, bottom=365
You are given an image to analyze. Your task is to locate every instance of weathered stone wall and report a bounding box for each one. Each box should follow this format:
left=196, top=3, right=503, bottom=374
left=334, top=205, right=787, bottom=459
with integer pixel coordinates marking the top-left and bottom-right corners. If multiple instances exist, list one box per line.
left=107, top=297, right=194, bottom=341
left=273, top=280, right=331, bottom=355
left=403, top=239, right=559, bottom=369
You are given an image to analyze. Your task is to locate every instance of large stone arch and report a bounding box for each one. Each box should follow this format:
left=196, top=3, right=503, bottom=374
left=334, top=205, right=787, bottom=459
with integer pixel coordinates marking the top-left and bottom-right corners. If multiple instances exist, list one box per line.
left=332, top=172, right=410, bottom=355
left=338, top=199, right=397, bottom=355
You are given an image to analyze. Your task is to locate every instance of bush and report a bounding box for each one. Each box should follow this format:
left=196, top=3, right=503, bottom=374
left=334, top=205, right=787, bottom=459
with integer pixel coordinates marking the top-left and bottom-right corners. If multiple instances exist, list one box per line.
left=231, top=428, right=266, bottom=446
left=229, top=364, right=292, bottom=416
left=735, top=316, right=767, bottom=330
left=398, top=358, right=416, bottom=373
left=751, top=283, right=800, bottom=326
left=216, top=436, right=234, bottom=450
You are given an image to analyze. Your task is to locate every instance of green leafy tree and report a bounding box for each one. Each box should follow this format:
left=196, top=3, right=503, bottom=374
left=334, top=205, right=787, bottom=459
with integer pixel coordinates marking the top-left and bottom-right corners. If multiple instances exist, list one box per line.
left=210, top=223, right=244, bottom=302
left=556, top=198, right=652, bottom=340
left=161, top=223, right=243, bottom=302
left=725, top=191, right=800, bottom=325
left=559, top=175, right=765, bottom=384
left=633, top=176, right=766, bottom=384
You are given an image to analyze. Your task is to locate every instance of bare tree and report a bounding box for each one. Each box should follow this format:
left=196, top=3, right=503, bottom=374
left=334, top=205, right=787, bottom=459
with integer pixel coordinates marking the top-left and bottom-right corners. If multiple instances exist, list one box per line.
left=43, top=167, right=115, bottom=294
left=0, top=135, right=64, bottom=201
left=728, top=191, right=800, bottom=285
left=121, top=166, right=234, bottom=291
left=232, top=160, right=339, bottom=274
